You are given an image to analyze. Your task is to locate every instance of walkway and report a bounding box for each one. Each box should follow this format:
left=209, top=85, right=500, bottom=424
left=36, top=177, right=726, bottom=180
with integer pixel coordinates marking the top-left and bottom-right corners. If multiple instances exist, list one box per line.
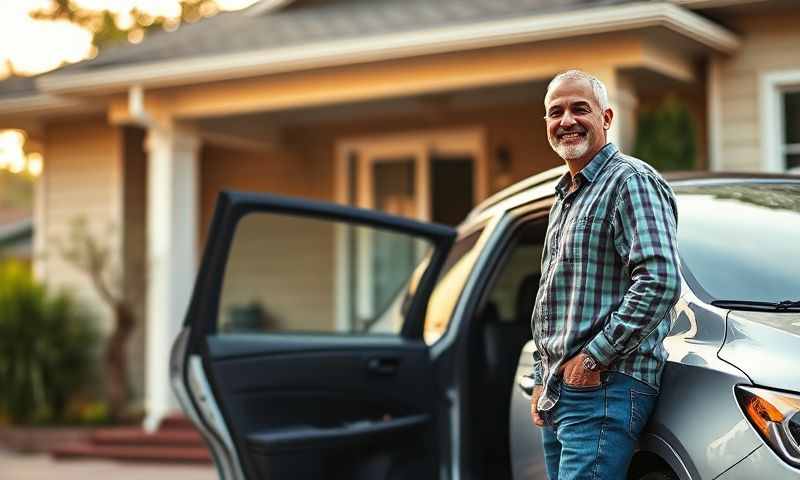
left=0, top=449, right=217, bottom=480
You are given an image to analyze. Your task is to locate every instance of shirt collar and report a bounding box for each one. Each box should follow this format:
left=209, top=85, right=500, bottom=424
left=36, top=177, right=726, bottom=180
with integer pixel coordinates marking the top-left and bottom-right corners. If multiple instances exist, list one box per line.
left=555, top=142, right=619, bottom=199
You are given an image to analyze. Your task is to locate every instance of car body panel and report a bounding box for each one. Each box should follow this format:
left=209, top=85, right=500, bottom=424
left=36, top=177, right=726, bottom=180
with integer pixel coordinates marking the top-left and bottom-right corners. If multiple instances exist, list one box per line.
left=509, top=291, right=762, bottom=480
left=717, top=445, right=800, bottom=479
left=719, top=311, right=800, bottom=392
left=651, top=295, right=761, bottom=480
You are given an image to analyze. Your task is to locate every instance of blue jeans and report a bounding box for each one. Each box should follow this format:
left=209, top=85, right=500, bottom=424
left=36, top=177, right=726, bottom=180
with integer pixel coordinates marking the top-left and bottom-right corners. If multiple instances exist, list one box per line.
left=540, top=372, right=658, bottom=480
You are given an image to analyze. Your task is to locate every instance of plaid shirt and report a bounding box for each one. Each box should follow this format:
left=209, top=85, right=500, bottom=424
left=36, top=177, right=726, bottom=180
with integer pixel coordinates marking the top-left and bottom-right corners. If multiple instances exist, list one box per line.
left=531, top=143, right=681, bottom=412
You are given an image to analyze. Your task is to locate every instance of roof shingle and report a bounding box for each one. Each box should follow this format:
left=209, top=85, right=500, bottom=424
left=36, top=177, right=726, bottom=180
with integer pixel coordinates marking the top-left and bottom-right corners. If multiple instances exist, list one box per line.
left=60, top=0, right=637, bottom=73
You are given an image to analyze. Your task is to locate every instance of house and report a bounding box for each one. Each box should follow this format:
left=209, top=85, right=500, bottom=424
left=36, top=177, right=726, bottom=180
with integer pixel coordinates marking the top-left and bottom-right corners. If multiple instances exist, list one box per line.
left=0, top=0, right=797, bottom=429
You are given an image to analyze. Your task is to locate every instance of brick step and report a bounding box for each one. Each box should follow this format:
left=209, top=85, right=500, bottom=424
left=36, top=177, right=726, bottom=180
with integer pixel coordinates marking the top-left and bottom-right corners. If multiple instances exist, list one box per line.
left=51, top=444, right=213, bottom=464
left=91, top=427, right=205, bottom=446
left=159, top=415, right=196, bottom=430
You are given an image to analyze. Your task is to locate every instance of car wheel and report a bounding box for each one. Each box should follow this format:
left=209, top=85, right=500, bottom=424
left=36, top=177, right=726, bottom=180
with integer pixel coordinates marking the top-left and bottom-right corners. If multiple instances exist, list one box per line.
left=637, top=471, right=678, bottom=480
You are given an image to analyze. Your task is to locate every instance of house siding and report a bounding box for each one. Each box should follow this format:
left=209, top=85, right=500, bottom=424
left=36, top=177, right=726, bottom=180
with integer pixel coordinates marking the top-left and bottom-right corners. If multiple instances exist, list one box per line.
left=717, top=10, right=800, bottom=171
left=41, top=117, right=124, bottom=330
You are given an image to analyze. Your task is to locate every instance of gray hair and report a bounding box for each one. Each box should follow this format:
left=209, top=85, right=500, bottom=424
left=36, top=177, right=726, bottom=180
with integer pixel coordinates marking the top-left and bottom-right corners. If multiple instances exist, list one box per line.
left=544, top=70, right=610, bottom=112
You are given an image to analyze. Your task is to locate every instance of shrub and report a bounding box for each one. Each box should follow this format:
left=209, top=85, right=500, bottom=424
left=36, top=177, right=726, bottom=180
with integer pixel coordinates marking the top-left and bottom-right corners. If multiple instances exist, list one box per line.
left=634, top=96, right=697, bottom=172
left=0, top=261, right=99, bottom=425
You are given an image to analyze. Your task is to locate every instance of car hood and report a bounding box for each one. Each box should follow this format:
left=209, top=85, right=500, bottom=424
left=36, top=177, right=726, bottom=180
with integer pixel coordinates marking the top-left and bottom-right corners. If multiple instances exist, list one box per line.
left=718, top=310, right=800, bottom=392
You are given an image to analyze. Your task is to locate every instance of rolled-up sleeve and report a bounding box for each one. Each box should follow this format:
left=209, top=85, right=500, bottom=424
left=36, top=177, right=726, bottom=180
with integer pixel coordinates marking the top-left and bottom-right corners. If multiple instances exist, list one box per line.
left=585, top=172, right=681, bottom=367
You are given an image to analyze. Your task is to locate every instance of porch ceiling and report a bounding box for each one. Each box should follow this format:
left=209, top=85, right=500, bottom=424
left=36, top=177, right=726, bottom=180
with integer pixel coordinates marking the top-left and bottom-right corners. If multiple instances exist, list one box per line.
left=188, top=79, right=549, bottom=151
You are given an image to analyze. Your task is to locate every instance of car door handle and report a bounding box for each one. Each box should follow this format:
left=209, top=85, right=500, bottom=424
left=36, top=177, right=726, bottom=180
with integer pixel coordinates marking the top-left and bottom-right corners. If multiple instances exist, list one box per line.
left=517, top=374, right=536, bottom=397
left=367, top=357, right=399, bottom=376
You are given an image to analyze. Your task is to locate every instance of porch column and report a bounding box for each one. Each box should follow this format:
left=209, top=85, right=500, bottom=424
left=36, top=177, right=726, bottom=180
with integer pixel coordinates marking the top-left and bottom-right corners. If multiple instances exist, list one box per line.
left=596, top=69, right=639, bottom=154
left=143, top=126, right=200, bottom=431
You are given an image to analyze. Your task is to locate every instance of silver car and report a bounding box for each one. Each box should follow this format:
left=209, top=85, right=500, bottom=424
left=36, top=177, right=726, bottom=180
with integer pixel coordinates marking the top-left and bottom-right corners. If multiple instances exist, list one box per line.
left=171, top=166, right=800, bottom=479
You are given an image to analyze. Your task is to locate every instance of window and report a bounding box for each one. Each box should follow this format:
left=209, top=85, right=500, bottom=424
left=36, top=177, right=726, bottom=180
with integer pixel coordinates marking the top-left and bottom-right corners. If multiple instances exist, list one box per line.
left=423, top=227, right=485, bottom=344
left=480, top=220, right=546, bottom=326
left=783, top=91, right=800, bottom=170
left=217, top=211, right=431, bottom=335
left=366, top=226, right=486, bottom=343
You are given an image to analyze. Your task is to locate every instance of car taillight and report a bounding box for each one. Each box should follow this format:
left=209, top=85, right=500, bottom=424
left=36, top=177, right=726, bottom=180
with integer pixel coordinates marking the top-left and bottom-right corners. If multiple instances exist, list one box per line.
left=735, top=386, right=800, bottom=468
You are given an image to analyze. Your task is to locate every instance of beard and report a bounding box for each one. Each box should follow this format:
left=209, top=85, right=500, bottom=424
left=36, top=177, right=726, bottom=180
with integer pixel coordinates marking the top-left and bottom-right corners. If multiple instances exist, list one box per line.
left=549, top=129, right=592, bottom=161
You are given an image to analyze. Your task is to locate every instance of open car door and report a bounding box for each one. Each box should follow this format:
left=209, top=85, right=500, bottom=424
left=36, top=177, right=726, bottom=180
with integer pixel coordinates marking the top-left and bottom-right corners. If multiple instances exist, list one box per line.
left=171, top=191, right=456, bottom=480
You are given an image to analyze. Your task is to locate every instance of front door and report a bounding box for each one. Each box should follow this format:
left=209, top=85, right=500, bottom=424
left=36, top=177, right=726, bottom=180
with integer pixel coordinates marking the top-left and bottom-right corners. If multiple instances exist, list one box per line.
left=171, top=191, right=457, bottom=479
left=337, top=128, right=488, bottom=225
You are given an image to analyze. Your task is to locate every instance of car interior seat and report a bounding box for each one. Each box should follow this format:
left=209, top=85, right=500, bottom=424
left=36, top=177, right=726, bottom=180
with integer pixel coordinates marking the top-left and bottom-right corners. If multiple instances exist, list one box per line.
left=475, top=272, right=539, bottom=477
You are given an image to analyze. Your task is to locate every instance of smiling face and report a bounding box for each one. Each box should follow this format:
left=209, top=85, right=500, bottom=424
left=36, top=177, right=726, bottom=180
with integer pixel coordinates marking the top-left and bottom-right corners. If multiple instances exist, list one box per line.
left=544, top=77, right=613, bottom=165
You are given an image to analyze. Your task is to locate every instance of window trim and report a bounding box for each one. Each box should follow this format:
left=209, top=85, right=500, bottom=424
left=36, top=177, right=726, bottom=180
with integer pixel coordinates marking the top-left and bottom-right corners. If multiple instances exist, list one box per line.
left=759, top=69, right=800, bottom=172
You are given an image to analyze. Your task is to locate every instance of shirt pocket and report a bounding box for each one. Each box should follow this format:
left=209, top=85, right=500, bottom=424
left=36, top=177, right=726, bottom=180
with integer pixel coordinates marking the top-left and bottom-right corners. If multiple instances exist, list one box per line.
left=561, top=216, right=611, bottom=263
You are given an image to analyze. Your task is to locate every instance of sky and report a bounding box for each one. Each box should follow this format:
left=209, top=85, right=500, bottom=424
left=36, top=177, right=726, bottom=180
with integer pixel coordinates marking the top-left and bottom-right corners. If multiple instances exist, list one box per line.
left=0, top=0, right=259, bottom=77
left=0, top=0, right=258, bottom=177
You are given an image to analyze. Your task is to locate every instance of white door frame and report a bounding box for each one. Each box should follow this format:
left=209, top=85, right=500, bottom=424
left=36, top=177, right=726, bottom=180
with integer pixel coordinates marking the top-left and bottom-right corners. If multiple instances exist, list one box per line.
left=760, top=69, right=800, bottom=172
left=335, top=127, right=489, bottom=212
left=332, top=127, right=488, bottom=331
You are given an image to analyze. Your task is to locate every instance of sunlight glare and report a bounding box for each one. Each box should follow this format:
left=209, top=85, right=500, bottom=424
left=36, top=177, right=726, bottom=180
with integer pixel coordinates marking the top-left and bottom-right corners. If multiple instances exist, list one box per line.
left=0, top=0, right=260, bottom=77
left=27, top=152, right=44, bottom=177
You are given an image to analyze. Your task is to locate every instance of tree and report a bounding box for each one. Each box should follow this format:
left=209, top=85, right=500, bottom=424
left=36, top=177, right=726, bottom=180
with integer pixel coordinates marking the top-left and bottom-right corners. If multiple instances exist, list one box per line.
left=30, top=0, right=225, bottom=422
left=56, top=217, right=142, bottom=422
left=30, top=0, right=223, bottom=50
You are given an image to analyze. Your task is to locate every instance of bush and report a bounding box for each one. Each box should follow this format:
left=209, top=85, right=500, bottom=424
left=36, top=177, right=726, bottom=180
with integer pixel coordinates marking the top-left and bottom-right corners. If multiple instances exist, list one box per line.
left=0, top=261, right=99, bottom=425
left=634, top=96, right=697, bottom=172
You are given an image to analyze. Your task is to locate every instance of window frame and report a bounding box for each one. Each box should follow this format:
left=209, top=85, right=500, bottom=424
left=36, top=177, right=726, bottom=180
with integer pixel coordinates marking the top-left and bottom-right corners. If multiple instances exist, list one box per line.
left=186, top=190, right=456, bottom=348
left=782, top=89, right=800, bottom=170
left=759, top=69, right=800, bottom=172
left=464, top=204, right=552, bottom=334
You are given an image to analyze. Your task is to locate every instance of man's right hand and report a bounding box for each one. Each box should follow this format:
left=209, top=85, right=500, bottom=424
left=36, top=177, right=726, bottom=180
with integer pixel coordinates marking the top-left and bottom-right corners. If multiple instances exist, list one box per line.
left=530, top=385, right=545, bottom=427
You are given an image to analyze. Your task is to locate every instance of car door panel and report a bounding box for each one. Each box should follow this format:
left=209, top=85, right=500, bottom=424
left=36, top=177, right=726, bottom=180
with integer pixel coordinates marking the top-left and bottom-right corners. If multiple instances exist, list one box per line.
left=205, top=335, right=438, bottom=479
left=174, top=191, right=455, bottom=480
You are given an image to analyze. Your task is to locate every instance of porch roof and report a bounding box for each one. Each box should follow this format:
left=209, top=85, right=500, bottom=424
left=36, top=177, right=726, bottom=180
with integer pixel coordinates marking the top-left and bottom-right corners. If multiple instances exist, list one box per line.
left=0, top=0, right=741, bottom=109
left=0, top=76, right=38, bottom=100
left=55, top=0, right=639, bottom=74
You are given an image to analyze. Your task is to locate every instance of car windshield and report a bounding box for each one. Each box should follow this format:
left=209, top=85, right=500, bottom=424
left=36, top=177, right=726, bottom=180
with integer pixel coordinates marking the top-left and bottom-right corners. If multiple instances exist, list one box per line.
left=674, top=182, right=800, bottom=304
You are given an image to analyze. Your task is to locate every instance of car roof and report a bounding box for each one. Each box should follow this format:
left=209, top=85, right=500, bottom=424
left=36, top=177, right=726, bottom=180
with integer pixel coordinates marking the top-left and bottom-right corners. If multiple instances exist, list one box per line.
left=465, top=166, right=800, bottom=223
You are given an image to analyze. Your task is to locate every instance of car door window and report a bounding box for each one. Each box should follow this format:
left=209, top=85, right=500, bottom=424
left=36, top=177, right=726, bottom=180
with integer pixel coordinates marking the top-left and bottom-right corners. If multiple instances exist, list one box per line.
left=424, top=227, right=486, bottom=344
left=217, top=210, right=432, bottom=335
left=367, top=226, right=487, bottom=343
left=478, top=219, right=547, bottom=324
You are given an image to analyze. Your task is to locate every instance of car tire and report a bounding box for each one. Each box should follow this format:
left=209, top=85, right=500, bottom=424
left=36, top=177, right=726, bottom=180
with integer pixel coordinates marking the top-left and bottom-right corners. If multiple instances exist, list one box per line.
left=637, top=471, right=678, bottom=480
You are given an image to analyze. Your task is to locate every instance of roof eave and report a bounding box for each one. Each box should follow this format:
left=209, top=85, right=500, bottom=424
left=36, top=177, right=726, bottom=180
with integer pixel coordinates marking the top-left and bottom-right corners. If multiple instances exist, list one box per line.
left=0, top=94, right=98, bottom=117
left=671, top=0, right=768, bottom=9
left=36, top=2, right=741, bottom=96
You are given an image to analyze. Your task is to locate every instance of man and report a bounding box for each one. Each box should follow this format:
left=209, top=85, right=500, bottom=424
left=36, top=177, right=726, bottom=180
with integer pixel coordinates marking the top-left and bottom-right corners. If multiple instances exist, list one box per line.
left=529, top=70, right=681, bottom=479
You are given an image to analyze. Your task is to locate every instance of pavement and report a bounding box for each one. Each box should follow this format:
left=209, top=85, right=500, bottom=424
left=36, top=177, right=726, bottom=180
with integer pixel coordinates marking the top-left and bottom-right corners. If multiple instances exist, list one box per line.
left=0, top=449, right=217, bottom=480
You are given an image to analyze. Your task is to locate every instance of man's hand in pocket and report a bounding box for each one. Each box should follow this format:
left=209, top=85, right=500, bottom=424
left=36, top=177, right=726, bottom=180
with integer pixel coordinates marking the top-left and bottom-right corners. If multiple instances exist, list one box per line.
left=530, top=385, right=545, bottom=426
left=559, top=353, right=603, bottom=387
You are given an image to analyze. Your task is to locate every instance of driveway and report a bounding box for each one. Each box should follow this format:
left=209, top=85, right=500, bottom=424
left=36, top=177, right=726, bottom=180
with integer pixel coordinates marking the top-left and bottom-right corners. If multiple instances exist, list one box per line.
left=0, top=449, right=217, bottom=480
